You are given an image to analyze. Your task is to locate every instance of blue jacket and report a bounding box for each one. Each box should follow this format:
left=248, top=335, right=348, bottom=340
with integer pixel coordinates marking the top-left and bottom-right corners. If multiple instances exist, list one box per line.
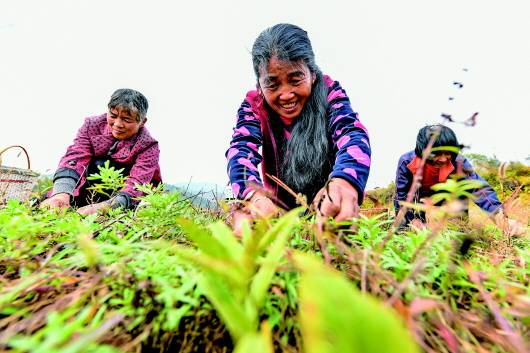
left=394, top=150, right=502, bottom=224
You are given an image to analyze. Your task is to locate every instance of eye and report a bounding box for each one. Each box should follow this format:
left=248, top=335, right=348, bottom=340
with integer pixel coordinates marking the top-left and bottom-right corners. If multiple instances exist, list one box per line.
left=291, top=79, right=302, bottom=86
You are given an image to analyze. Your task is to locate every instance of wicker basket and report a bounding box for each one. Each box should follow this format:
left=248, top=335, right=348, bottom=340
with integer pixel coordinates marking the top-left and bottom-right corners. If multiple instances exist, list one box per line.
left=0, top=146, right=39, bottom=203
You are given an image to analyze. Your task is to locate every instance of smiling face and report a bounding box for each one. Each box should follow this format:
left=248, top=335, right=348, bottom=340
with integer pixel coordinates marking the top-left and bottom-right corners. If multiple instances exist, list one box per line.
left=107, top=106, right=145, bottom=140
left=428, top=151, right=453, bottom=168
left=258, top=57, right=315, bottom=121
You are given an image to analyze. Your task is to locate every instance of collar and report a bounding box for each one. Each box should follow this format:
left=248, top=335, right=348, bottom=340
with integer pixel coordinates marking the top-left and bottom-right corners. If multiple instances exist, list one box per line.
left=407, top=156, right=455, bottom=182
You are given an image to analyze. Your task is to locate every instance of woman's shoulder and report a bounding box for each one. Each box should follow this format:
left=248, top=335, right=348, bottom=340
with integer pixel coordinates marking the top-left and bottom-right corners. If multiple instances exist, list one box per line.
left=243, top=89, right=261, bottom=107
left=83, top=113, right=107, bottom=125
left=134, top=126, right=158, bottom=147
left=78, top=113, right=109, bottom=136
left=240, top=89, right=268, bottom=120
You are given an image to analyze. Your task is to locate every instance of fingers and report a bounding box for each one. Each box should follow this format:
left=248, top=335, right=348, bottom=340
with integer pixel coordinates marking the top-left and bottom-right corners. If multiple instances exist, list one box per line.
left=334, top=196, right=356, bottom=222
left=507, top=219, right=525, bottom=237
left=233, top=210, right=252, bottom=238
left=314, top=186, right=341, bottom=231
left=77, top=202, right=110, bottom=216
left=77, top=205, right=92, bottom=216
left=411, top=218, right=426, bottom=230
left=335, top=188, right=359, bottom=222
left=40, top=194, right=70, bottom=209
left=312, top=188, right=326, bottom=211
left=248, top=196, right=279, bottom=219
left=313, top=178, right=361, bottom=229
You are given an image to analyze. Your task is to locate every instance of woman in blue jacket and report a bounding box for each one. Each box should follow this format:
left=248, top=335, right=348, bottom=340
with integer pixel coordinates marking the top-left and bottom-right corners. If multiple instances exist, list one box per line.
left=394, top=125, right=523, bottom=234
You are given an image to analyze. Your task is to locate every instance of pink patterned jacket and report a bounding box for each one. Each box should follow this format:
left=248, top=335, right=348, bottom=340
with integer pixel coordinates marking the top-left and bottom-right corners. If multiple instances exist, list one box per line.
left=55, top=114, right=161, bottom=201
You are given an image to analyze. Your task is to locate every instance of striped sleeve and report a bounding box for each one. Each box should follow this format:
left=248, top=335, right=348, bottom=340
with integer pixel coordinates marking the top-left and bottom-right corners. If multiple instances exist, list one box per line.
left=327, top=80, right=371, bottom=204
left=226, top=98, right=263, bottom=199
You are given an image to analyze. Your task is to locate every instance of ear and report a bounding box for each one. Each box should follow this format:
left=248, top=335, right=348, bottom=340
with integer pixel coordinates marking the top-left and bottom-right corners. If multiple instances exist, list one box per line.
left=140, top=117, right=147, bottom=127
left=257, top=86, right=264, bottom=97
left=311, top=73, right=316, bottom=85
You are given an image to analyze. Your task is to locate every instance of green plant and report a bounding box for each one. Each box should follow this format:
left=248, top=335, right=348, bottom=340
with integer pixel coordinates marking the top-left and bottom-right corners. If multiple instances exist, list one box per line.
left=86, top=160, right=127, bottom=198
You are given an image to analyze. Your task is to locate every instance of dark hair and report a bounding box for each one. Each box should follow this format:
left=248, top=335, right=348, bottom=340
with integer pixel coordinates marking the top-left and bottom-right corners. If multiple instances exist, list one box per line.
left=252, top=23, right=332, bottom=200
left=415, top=124, right=459, bottom=158
left=107, top=88, right=149, bottom=122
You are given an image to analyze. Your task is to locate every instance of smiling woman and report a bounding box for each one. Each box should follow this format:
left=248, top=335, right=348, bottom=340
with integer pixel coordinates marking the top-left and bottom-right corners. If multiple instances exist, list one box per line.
left=40, top=88, right=162, bottom=215
left=226, top=23, right=372, bottom=232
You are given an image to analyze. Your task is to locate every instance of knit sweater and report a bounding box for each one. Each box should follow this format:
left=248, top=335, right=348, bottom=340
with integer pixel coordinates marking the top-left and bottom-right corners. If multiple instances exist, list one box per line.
left=52, top=114, right=162, bottom=208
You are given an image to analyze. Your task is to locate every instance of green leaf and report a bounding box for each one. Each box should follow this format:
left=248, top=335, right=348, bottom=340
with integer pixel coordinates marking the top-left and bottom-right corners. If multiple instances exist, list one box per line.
left=200, top=272, right=255, bottom=340
left=294, top=253, right=420, bottom=353
left=208, top=221, right=244, bottom=261
left=250, top=209, right=300, bottom=308
left=176, top=217, right=230, bottom=260
left=233, top=323, right=274, bottom=353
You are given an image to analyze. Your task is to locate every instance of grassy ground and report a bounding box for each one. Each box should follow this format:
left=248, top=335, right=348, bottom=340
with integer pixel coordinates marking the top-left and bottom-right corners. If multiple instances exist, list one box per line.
left=0, top=176, right=528, bottom=353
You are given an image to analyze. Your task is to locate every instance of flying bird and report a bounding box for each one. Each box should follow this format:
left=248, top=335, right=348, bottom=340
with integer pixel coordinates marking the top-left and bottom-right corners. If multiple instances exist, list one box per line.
left=464, top=112, right=479, bottom=127
left=441, top=113, right=454, bottom=122
left=453, top=81, right=464, bottom=89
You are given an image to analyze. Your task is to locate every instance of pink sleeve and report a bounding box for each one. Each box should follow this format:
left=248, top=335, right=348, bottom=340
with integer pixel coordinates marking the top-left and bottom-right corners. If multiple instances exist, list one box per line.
left=58, top=118, right=94, bottom=176
left=122, top=143, right=160, bottom=198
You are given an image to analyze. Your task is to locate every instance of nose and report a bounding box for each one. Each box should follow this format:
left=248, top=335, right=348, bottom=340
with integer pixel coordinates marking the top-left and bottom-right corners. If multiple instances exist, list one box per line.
left=114, top=117, right=125, bottom=127
left=278, top=87, right=295, bottom=102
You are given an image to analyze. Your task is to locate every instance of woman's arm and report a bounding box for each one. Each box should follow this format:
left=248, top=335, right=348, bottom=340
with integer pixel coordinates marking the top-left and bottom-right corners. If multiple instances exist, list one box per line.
left=461, top=157, right=502, bottom=213
left=226, top=96, right=264, bottom=200
left=115, top=142, right=161, bottom=208
left=326, top=79, right=371, bottom=204
left=52, top=118, right=95, bottom=196
left=394, top=155, right=416, bottom=225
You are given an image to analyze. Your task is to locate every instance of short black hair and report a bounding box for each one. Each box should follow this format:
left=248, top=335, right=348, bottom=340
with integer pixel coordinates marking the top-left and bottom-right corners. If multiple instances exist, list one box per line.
left=107, top=88, right=148, bottom=122
left=415, top=124, right=459, bottom=158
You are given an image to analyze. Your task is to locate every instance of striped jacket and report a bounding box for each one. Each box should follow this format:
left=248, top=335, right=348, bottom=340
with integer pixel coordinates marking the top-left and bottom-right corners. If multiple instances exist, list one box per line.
left=226, top=75, right=371, bottom=207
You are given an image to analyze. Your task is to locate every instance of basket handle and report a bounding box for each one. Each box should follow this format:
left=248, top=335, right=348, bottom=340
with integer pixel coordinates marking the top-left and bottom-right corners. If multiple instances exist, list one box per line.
left=0, top=145, right=31, bottom=170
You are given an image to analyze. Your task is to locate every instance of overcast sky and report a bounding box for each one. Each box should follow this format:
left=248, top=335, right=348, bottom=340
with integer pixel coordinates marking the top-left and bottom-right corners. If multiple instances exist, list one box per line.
left=1, top=0, right=529, bottom=190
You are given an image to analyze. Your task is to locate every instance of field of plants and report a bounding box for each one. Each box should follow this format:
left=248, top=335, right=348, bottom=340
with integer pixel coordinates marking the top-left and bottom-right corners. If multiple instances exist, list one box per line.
left=0, top=157, right=528, bottom=353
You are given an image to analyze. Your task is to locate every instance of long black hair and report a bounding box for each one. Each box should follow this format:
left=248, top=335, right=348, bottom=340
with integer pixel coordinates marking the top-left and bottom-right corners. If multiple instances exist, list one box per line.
left=252, top=23, right=332, bottom=200
left=415, top=124, right=460, bottom=159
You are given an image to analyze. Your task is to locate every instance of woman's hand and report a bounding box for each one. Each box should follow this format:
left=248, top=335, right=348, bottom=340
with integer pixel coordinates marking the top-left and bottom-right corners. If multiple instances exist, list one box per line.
left=494, top=210, right=526, bottom=237
left=411, top=218, right=426, bottom=230
left=40, top=193, right=71, bottom=210
left=77, top=201, right=111, bottom=216
left=312, top=178, right=359, bottom=226
left=232, top=192, right=281, bottom=237
left=232, top=209, right=253, bottom=238
left=248, top=192, right=280, bottom=219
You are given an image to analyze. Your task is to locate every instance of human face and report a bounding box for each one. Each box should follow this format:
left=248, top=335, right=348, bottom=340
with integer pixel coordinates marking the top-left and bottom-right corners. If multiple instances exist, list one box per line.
left=429, top=151, right=452, bottom=168
left=107, top=107, right=144, bottom=140
left=258, top=57, right=315, bottom=121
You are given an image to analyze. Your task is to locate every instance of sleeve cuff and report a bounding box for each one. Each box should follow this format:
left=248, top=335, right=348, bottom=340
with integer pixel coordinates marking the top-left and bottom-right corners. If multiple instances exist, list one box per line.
left=110, top=192, right=132, bottom=209
left=51, top=177, right=77, bottom=196
left=53, top=167, right=81, bottom=183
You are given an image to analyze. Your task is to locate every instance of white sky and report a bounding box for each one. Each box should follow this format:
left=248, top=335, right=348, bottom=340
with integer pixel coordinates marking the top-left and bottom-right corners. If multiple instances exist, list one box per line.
left=1, top=0, right=529, bottom=189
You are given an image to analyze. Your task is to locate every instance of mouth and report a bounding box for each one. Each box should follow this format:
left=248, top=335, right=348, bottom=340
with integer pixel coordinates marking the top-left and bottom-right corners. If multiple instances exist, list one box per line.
left=113, top=129, right=125, bottom=135
left=279, top=101, right=298, bottom=113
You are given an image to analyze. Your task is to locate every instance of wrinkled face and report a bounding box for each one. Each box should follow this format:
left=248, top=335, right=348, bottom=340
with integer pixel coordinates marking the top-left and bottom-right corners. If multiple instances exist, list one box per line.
left=258, top=57, right=315, bottom=121
left=107, top=106, right=145, bottom=140
left=428, top=151, right=453, bottom=168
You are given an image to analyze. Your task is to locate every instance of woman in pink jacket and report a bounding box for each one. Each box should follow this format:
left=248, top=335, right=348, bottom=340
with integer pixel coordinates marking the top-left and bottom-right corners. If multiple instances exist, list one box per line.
left=41, top=88, right=161, bottom=215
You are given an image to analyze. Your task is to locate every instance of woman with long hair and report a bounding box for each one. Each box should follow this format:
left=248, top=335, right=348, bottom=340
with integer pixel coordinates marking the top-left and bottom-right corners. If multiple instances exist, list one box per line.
left=226, top=23, right=371, bottom=230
